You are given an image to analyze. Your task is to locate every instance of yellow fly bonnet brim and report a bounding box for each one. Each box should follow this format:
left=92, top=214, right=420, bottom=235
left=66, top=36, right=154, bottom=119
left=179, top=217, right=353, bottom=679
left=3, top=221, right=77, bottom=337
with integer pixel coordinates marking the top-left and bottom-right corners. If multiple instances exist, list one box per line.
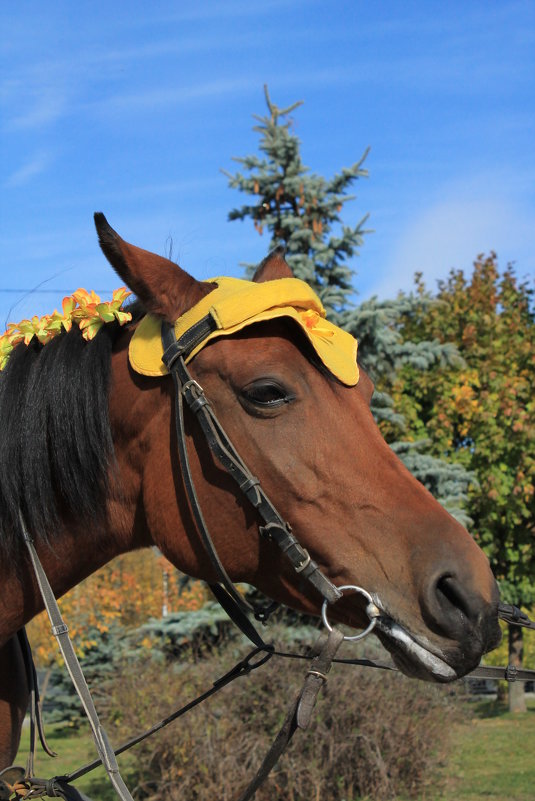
left=129, top=276, right=359, bottom=386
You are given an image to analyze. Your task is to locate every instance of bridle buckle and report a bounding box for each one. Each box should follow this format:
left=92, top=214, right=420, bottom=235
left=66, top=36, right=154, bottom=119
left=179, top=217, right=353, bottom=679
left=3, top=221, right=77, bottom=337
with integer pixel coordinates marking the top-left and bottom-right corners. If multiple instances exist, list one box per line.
left=182, top=379, right=210, bottom=414
left=295, top=549, right=311, bottom=573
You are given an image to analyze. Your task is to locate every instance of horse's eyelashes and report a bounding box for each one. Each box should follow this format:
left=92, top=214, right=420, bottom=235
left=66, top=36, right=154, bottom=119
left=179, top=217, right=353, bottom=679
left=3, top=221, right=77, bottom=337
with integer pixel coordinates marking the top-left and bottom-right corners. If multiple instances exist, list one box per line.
left=241, top=380, right=295, bottom=410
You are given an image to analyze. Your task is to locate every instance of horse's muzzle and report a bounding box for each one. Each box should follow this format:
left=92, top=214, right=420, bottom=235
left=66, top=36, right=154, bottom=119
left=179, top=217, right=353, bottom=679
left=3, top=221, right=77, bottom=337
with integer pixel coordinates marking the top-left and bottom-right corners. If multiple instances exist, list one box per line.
left=371, top=590, right=502, bottom=683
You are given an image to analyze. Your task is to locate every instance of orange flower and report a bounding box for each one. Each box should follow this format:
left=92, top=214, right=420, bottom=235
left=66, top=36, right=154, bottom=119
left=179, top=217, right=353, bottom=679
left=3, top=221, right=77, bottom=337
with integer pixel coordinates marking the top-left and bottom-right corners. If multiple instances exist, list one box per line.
left=0, top=287, right=132, bottom=369
left=299, top=309, right=334, bottom=339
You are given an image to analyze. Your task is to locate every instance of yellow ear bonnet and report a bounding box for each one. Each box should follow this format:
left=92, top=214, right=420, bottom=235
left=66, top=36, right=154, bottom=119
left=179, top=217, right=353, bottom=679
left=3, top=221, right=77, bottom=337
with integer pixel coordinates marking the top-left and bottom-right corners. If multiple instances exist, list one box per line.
left=129, top=276, right=359, bottom=386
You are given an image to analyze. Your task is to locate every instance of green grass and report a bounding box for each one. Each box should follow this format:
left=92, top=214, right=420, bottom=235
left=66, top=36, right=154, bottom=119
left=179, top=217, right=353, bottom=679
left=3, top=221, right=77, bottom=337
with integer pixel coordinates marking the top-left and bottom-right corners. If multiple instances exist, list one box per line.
left=435, top=697, right=535, bottom=801
left=16, top=723, right=134, bottom=801
left=15, top=698, right=535, bottom=800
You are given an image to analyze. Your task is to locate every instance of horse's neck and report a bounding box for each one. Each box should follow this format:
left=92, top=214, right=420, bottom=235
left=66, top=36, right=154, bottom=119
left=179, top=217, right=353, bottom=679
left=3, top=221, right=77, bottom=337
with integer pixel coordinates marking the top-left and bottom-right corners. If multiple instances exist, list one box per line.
left=0, top=337, right=206, bottom=645
left=0, top=382, right=153, bottom=646
left=0, top=516, right=137, bottom=647
left=0, top=334, right=163, bottom=646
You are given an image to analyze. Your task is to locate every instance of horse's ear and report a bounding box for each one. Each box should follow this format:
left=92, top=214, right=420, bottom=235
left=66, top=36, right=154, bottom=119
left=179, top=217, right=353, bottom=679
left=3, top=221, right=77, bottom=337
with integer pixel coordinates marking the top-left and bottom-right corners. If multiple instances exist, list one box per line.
left=94, top=213, right=213, bottom=322
left=252, top=246, right=294, bottom=282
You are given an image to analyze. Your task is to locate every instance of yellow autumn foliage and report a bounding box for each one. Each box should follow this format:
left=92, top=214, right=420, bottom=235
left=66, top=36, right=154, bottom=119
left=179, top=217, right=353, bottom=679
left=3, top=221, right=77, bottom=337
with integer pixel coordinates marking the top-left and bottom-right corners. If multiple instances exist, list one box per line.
left=26, top=549, right=208, bottom=667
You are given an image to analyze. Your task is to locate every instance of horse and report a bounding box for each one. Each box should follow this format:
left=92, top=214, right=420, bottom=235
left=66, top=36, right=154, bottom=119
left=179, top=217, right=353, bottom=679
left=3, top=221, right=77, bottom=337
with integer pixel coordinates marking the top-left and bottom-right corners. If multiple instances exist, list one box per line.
left=0, top=213, right=501, bottom=771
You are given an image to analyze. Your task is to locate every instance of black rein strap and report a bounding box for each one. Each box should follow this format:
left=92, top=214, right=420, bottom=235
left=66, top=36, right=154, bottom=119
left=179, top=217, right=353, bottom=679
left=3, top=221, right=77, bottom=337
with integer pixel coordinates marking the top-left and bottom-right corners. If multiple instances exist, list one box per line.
left=498, top=602, right=535, bottom=631
left=467, top=602, right=535, bottom=683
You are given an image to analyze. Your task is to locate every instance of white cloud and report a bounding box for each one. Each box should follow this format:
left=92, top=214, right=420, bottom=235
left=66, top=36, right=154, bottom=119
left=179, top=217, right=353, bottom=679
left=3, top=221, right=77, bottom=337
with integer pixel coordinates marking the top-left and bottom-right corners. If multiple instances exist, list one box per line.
left=91, top=76, right=259, bottom=116
left=4, top=152, right=52, bottom=188
left=0, top=64, right=68, bottom=131
left=7, top=88, right=66, bottom=130
left=368, top=174, right=535, bottom=298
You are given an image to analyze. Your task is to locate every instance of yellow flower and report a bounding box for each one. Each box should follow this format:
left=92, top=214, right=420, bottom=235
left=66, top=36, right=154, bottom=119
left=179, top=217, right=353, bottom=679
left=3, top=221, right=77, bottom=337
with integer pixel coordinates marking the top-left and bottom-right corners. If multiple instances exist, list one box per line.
left=0, top=333, right=14, bottom=371
left=46, top=296, right=77, bottom=335
left=18, top=315, right=53, bottom=345
left=0, top=287, right=132, bottom=369
left=78, top=317, right=106, bottom=340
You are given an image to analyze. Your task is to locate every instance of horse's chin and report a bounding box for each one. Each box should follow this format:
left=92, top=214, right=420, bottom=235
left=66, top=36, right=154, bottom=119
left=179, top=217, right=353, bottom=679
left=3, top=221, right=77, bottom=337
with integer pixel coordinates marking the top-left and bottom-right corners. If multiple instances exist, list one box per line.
left=322, top=593, right=469, bottom=682
left=372, top=616, right=460, bottom=683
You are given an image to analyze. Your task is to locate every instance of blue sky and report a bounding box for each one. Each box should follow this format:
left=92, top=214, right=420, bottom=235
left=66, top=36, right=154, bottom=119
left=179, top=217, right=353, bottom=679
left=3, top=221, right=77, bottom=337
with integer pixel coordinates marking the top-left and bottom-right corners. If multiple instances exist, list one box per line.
left=1, top=0, right=534, bottom=327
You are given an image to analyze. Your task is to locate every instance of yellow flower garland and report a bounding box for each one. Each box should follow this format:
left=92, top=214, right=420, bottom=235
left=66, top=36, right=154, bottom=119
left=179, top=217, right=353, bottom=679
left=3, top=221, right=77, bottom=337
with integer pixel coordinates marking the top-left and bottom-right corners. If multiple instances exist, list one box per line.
left=0, top=287, right=132, bottom=371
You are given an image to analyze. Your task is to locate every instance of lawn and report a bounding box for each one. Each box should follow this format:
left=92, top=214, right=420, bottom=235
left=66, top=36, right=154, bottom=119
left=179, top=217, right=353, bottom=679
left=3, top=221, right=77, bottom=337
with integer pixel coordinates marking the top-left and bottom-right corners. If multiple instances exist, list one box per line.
left=436, top=697, right=535, bottom=801
left=15, top=725, right=133, bottom=801
left=14, top=697, right=535, bottom=800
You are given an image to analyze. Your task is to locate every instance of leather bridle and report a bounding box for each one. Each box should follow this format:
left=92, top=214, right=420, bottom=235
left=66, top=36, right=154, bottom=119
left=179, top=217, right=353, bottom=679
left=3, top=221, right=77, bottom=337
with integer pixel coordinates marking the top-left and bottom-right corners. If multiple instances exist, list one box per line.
left=160, top=317, right=343, bottom=616
left=7, top=316, right=371, bottom=801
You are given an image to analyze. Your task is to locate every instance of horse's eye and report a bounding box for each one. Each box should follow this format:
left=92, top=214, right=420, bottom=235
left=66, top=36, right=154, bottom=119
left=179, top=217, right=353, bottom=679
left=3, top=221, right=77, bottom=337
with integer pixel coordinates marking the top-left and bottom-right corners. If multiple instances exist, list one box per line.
left=241, top=380, right=294, bottom=409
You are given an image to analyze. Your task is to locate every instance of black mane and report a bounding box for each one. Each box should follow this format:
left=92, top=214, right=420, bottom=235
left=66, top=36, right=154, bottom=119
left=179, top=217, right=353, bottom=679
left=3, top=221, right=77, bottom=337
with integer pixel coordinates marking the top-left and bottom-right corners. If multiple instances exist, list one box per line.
left=0, top=318, right=130, bottom=557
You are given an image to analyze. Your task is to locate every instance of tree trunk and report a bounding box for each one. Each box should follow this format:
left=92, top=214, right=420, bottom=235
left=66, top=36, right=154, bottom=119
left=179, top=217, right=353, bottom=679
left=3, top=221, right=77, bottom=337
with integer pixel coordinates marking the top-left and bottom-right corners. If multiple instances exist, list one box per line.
left=508, top=624, right=527, bottom=713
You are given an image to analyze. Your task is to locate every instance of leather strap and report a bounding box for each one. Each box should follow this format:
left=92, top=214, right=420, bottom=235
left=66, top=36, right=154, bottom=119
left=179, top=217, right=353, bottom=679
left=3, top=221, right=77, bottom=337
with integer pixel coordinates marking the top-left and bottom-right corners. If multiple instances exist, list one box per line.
left=209, top=583, right=273, bottom=648
left=498, top=602, right=535, bottom=631
left=17, top=627, right=57, bottom=778
left=235, top=628, right=344, bottom=801
left=297, top=628, right=345, bottom=729
left=168, top=360, right=253, bottom=614
left=467, top=664, right=535, bottom=682
left=161, top=319, right=342, bottom=607
left=19, top=514, right=135, bottom=801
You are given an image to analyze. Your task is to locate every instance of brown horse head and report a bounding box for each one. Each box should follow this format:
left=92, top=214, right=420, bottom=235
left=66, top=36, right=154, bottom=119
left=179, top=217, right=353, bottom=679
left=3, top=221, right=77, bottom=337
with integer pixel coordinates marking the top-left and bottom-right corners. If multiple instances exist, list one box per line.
left=95, top=213, right=500, bottom=683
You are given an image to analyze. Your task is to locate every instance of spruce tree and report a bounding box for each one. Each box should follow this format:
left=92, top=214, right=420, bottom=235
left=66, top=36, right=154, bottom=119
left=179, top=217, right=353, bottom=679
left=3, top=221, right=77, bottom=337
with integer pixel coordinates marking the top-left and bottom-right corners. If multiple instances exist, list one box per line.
left=342, top=294, right=474, bottom=524
left=224, top=85, right=369, bottom=321
left=224, top=88, right=474, bottom=522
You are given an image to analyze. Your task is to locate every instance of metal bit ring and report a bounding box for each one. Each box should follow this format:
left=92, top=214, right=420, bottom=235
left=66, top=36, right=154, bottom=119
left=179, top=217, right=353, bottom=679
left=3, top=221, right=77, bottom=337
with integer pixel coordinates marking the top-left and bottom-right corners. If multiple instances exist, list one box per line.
left=321, top=584, right=379, bottom=642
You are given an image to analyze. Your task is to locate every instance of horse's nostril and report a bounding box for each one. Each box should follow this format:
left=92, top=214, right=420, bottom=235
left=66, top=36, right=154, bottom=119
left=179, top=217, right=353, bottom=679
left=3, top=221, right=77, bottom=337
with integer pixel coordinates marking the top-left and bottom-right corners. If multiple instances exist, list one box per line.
left=421, top=571, right=480, bottom=640
left=436, top=574, right=471, bottom=620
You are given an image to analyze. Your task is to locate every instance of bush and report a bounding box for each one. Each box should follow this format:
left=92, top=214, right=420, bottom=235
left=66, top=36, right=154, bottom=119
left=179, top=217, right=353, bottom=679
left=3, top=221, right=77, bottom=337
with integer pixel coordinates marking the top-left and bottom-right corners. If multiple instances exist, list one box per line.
left=42, top=622, right=127, bottom=728
left=41, top=602, right=237, bottom=727
left=136, top=602, right=236, bottom=657
left=104, top=632, right=463, bottom=800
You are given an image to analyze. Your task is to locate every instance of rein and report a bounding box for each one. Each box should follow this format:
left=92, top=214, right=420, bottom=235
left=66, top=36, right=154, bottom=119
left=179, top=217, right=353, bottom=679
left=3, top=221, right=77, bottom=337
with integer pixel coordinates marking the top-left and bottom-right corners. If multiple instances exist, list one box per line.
left=7, top=315, right=535, bottom=800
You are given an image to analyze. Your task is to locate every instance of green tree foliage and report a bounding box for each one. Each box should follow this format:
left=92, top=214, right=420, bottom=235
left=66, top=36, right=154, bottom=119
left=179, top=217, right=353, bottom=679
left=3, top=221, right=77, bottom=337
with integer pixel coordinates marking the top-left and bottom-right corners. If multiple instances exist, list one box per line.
left=385, top=256, right=535, bottom=710
left=224, top=88, right=474, bottom=521
left=386, top=256, right=535, bottom=605
left=224, top=85, right=370, bottom=320
left=341, top=294, right=475, bottom=524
